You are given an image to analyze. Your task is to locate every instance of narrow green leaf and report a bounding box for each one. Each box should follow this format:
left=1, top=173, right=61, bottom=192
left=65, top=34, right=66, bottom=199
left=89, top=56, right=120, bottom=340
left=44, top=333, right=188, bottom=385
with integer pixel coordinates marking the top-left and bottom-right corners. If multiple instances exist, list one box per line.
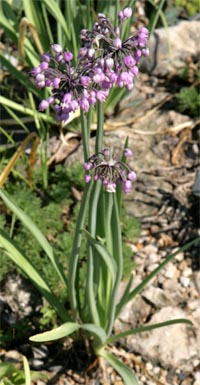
left=0, top=229, right=68, bottom=321
left=0, top=96, right=56, bottom=124
left=0, top=4, right=17, bottom=43
left=115, top=273, right=134, bottom=318
left=30, top=322, right=79, bottom=342
left=0, top=190, right=67, bottom=288
left=0, top=54, right=39, bottom=96
left=42, top=0, right=70, bottom=39
left=22, top=0, right=48, bottom=48
left=99, top=350, right=138, bottom=385
left=3, top=105, right=29, bottom=133
left=107, top=318, right=193, bottom=344
left=23, top=356, right=31, bottom=385
left=84, top=229, right=117, bottom=283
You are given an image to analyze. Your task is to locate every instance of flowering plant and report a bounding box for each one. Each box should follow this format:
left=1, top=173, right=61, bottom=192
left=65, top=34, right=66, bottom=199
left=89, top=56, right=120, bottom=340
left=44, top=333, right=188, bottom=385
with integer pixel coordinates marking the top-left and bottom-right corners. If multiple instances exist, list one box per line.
left=0, top=7, right=197, bottom=384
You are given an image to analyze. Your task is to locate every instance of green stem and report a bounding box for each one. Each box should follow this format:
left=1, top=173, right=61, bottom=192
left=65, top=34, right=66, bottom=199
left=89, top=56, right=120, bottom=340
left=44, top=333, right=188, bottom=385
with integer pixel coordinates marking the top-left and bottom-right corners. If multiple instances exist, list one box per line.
left=95, top=101, right=104, bottom=153
left=85, top=180, right=102, bottom=325
left=104, top=192, right=113, bottom=253
left=68, top=183, right=91, bottom=321
left=106, top=194, right=123, bottom=336
left=80, top=110, right=90, bottom=161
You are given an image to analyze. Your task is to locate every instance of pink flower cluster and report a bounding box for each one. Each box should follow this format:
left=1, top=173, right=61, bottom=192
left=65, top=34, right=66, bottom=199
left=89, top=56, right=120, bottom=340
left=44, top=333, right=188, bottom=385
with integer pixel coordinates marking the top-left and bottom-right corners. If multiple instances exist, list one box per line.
left=83, top=147, right=137, bottom=193
left=31, top=7, right=149, bottom=122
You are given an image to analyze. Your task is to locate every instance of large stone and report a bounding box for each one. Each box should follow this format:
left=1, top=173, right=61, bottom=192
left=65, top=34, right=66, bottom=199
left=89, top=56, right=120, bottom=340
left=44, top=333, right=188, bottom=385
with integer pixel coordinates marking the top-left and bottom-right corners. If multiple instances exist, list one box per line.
left=142, top=20, right=200, bottom=77
left=125, top=306, right=200, bottom=371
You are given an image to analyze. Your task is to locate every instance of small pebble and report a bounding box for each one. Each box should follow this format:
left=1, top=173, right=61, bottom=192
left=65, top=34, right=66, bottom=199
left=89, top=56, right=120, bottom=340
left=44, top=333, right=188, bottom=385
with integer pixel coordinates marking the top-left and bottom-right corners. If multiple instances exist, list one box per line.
left=146, top=263, right=159, bottom=272
left=180, top=276, right=190, bottom=287
left=163, top=263, right=178, bottom=278
left=182, top=267, right=193, bottom=277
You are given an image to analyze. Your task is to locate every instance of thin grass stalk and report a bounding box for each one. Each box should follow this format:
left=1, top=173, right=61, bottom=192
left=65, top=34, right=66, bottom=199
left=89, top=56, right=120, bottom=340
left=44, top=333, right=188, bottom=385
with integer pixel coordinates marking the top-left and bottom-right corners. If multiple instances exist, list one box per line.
left=41, top=3, right=54, bottom=44
left=149, top=0, right=166, bottom=36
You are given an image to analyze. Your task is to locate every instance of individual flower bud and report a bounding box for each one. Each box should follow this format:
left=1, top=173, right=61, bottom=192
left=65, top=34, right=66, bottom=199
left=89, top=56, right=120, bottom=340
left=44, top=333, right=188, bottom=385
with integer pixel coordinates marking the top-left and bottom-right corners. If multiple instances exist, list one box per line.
left=106, top=182, right=116, bottom=193
left=124, top=55, right=136, bottom=68
left=84, top=174, right=92, bottom=183
left=130, top=66, right=139, bottom=76
left=128, top=171, right=137, bottom=181
left=70, top=100, right=79, bottom=112
left=80, top=76, right=91, bottom=86
left=123, top=7, right=132, bottom=19
left=79, top=98, right=90, bottom=111
left=63, top=51, right=73, bottom=61
left=40, top=61, right=49, bottom=70
left=51, top=44, right=62, bottom=53
left=141, top=48, right=150, bottom=57
left=113, top=38, right=122, bottom=49
left=88, top=48, right=95, bottom=58
left=118, top=10, right=124, bottom=21
left=47, top=96, right=54, bottom=104
left=39, top=99, right=49, bottom=111
left=83, top=162, right=93, bottom=170
left=78, top=47, right=88, bottom=57
left=63, top=93, right=72, bottom=104
left=36, top=73, right=45, bottom=82
left=37, top=81, right=45, bottom=88
left=45, top=79, right=52, bottom=86
left=53, top=77, right=61, bottom=88
left=31, top=66, right=41, bottom=76
left=41, top=53, right=50, bottom=62
left=122, top=180, right=132, bottom=193
left=124, top=148, right=133, bottom=157
left=105, top=57, right=114, bottom=69
left=96, top=90, right=108, bottom=102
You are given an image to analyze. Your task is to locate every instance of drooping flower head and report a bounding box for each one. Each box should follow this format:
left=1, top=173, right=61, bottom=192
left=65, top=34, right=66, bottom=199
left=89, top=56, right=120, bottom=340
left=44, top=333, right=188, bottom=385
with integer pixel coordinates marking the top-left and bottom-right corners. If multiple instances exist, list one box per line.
left=80, top=8, right=149, bottom=91
left=31, top=7, right=149, bottom=121
left=83, top=147, right=137, bottom=193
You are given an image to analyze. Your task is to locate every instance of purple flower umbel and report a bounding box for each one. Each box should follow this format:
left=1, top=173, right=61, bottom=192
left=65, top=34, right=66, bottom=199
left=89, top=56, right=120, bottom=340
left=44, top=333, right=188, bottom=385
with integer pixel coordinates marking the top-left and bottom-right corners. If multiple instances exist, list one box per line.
left=83, top=147, right=137, bottom=193
left=31, top=7, right=149, bottom=122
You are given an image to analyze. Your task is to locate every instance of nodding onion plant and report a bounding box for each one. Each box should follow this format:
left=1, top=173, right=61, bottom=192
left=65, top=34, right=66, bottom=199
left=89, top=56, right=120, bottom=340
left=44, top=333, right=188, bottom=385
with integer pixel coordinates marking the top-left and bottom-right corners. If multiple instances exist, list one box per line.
left=0, top=7, right=197, bottom=385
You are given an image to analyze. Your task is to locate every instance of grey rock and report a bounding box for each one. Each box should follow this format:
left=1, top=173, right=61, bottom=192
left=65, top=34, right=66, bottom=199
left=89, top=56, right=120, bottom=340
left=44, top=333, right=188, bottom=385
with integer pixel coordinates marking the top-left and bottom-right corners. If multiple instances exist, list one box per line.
left=142, top=286, right=174, bottom=308
left=142, top=20, right=200, bottom=77
left=126, top=307, right=200, bottom=371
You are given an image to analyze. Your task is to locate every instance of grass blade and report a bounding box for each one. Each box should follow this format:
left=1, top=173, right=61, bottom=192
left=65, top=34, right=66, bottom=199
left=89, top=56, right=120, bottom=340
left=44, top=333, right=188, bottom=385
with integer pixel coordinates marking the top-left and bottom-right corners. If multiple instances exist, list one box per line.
left=107, top=318, right=193, bottom=343
left=30, top=322, right=79, bottom=342
left=0, top=189, right=67, bottom=288
left=100, top=350, right=138, bottom=385
left=0, top=229, right=68, bottom=321
left=23, top=356, right=31, bottom=385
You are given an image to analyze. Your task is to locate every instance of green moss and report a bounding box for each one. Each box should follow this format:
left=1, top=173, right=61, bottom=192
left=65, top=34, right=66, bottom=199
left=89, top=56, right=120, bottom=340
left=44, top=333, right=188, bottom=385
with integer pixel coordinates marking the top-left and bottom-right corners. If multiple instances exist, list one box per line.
left=176, top=87, right=200, bottom=117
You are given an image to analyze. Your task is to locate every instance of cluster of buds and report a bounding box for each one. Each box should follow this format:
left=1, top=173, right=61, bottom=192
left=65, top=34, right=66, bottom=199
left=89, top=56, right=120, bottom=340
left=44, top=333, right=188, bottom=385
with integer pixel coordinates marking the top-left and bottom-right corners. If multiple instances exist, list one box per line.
left=31, top=7, right=149, bottom=122
left=83, top=147, right=137, bottom=193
